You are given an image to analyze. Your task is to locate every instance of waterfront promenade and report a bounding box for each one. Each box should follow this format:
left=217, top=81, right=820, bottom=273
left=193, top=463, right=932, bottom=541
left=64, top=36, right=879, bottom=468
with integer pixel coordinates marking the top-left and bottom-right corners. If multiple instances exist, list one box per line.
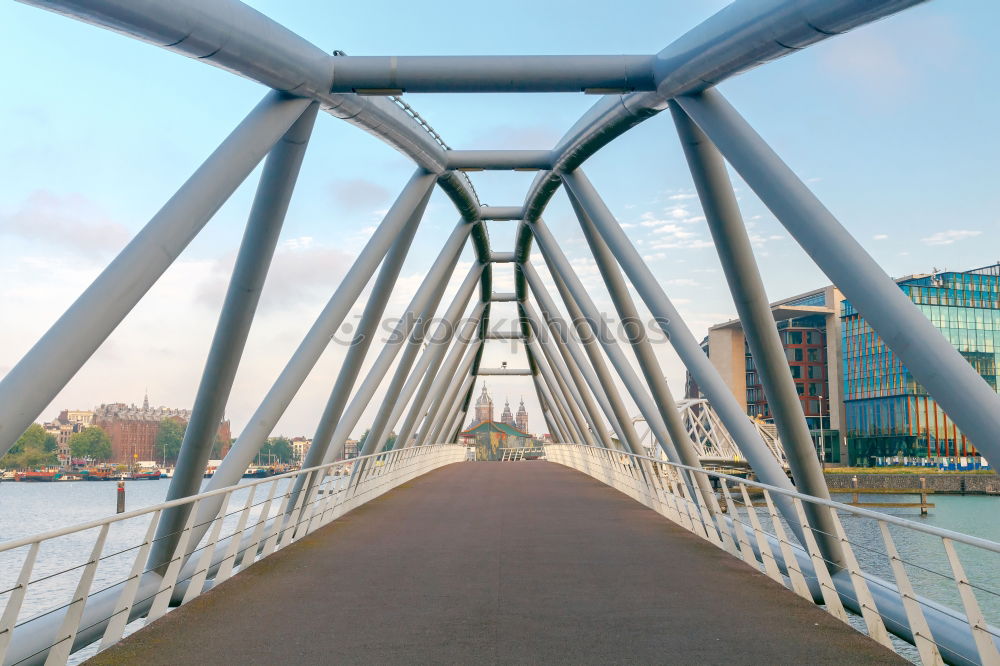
left=92, top=463, right=901, bottom=665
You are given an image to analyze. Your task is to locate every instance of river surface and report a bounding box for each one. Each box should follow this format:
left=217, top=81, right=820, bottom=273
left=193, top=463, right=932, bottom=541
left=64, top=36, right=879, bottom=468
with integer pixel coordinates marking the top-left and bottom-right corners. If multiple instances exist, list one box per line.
left=1, top=479, right=998, bottom=664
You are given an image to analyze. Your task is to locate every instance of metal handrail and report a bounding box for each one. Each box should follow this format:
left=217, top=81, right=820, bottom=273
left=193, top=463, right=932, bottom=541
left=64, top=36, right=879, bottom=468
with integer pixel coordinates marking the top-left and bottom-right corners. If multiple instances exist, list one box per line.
left=0, top=447, right=440, bottom=555
left=544, top=443, right=1000, bottom=666
left=561, top=446, right=1000, bottom=555
left=0, top=444, right=466, bottom=665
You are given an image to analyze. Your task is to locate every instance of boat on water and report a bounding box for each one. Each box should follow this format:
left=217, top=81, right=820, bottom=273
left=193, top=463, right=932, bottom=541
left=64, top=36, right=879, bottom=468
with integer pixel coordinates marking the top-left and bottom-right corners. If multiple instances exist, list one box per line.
left=129, top=469, right=163, bottom=480
left=15, top=469, right=63, bottom=482
left=56, top=474, right=84, bottom=481
left=242, top=466, right=272, bottom=479
left=81, top=467, right=125, bottom=481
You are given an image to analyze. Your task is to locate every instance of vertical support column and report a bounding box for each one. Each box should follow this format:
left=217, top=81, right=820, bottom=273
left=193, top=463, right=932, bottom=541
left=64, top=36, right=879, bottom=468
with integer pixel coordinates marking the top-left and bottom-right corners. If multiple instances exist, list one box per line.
left=150, top=103, right=320, bottom=569
left=670, top=103, right=842, bottom=564
left=676, top=88, right=1000, bottom=468
left=0, top=91, right=313, bottom=456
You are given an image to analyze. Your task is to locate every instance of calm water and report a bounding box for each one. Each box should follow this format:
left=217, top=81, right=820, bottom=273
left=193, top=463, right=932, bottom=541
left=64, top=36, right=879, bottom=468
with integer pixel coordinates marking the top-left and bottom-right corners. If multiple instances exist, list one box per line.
left=0, top=480, right=998, bottom=663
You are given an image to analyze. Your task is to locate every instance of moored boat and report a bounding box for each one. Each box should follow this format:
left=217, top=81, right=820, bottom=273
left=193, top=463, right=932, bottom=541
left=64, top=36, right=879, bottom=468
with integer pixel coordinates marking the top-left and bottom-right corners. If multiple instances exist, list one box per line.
left=15, top=469, right=62, bottom=482
left=129, top=469, right=162, bottom=480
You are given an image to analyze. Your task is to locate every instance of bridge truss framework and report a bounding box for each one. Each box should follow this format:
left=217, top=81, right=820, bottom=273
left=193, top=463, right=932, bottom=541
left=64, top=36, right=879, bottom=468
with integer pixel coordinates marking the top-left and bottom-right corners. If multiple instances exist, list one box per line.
left=3, top=0, right=1000, bottom=663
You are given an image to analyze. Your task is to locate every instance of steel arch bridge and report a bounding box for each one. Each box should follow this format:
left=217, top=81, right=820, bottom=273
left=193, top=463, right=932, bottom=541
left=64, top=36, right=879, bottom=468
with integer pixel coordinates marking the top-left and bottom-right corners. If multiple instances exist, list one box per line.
left=3, top=1, right=1000, bottom=665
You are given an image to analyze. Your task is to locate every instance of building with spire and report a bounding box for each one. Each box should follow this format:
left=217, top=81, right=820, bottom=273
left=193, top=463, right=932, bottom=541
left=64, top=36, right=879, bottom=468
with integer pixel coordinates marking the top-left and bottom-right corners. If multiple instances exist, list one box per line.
left=469, top=385, right=494, bottom=428
left=515, top=398, right=529, bottom=434
left=500, top=398, right=515, bottom=428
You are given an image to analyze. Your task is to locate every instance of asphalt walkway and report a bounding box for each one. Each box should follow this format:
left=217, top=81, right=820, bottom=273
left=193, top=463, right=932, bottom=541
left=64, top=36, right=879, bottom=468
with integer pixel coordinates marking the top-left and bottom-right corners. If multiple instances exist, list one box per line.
left=90, top=462, right=903, bottom=665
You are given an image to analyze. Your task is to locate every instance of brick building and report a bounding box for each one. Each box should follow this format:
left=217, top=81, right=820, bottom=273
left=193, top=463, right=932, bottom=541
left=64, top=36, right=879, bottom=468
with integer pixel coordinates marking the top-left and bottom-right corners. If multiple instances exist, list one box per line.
left=92, top=394, right=231, bottom=464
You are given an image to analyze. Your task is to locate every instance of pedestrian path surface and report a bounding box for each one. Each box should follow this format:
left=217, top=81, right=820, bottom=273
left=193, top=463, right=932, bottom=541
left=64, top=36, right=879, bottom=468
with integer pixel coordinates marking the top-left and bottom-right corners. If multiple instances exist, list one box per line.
left=90, top=462, right=903, bottom=665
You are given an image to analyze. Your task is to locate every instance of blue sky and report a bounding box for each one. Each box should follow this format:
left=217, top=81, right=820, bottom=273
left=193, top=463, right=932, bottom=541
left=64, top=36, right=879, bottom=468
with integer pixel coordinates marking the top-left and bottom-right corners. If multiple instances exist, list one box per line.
left=2, top=1, right=998, bottom=440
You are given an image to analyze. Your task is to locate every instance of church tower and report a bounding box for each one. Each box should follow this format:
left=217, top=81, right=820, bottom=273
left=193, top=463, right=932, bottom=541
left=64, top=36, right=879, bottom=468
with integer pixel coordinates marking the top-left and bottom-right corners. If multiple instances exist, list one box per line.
left=515, top=397, right=529, bottom=433
left=472, top=384, right=493, bottom=425
left=500, top=398, right=515, bottom=428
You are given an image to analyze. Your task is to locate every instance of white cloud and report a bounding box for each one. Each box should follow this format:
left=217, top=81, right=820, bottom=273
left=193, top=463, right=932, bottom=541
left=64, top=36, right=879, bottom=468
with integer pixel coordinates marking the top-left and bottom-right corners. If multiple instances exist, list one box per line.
left=0, top=190, right=130, bottom=257
left=666, top=278, right=699, bottom=287
left=873, top=233, right=889, bottom=241
left=667, top=193, right=698, bottom=201
left=921, top=230, right=981, bottom=246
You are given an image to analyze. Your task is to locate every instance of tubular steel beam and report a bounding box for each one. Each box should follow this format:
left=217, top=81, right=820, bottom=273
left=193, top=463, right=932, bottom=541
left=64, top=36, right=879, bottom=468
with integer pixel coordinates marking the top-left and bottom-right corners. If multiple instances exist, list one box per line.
left=485, top=331, right=524, bottom=340
left=206, top=169, right=434, bottom=488
left=521, top=262, right=642, bottom=453
left=299, top=185, right=427, bottom=473
left=0, top=91, right=310, bottom=457
left=489, top=292, right=518, bottom=302
left=521, top=320, right=597, bottom=447
left=489, top=252, right=517, bottom=263
left=479, top=206, right=524, bottom=221
left=477, top=368, right=532, bottom=376
left=151, top=102, right=320, bottom=569
left=530, top=219, right=679, bottom=460
left=24, top=0, right=483, bottom=214
left=396, top=305, right=486, bottom=449
left=677, top=88, right=1000, bottom=470
left=332, top=220, right=472, bottom=461
left=446, top=150, right=553, bottom=171
left=669, top=102, right=843, bottom=565
left=557, top=171, right=806, bottom=543
left=533, top=367, right=573, bottom=443
left=568, top=189, right=719, bottom=510
left=329, top=55, right=656, bottom=94
left=519, top=0, right=926, bottom=225
left=421, top=340, right=483, bottom=445
left=521, top=301, right=614, bottom=449
left=365, top=265, right=485, bottom=454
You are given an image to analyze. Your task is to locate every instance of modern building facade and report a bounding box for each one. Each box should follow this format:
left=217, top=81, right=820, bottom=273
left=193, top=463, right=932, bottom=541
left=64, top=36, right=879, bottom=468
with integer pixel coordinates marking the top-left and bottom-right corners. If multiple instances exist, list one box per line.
left=688, top=285, right=845, bottom=463
left=691, top=263, right=1000, bottom=466
left=842, top=264, right=1000, bottom=463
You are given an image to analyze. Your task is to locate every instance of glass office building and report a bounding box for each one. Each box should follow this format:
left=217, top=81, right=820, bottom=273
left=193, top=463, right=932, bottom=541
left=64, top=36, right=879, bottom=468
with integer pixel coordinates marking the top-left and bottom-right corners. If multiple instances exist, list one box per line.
left=841, top=264, right=1000, bottom=464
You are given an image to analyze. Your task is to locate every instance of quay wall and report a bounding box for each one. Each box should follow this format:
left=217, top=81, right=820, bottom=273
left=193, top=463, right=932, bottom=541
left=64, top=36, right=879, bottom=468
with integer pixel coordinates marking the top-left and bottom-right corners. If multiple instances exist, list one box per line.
left=824, top=472, right=1000, bottom=494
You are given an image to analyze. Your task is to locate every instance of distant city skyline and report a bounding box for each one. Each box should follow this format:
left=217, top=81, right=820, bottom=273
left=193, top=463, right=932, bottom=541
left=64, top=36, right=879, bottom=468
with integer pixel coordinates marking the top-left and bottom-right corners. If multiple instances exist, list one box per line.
left=2, top=1, right=999, bottom=440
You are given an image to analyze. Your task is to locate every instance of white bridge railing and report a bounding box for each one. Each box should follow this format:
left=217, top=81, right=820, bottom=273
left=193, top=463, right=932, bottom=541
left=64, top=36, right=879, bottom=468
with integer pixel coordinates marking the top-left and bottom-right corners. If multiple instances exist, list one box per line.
left=0, top=444, right=465, bottom=665
left=544, top=443, right=1000, bottom=666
